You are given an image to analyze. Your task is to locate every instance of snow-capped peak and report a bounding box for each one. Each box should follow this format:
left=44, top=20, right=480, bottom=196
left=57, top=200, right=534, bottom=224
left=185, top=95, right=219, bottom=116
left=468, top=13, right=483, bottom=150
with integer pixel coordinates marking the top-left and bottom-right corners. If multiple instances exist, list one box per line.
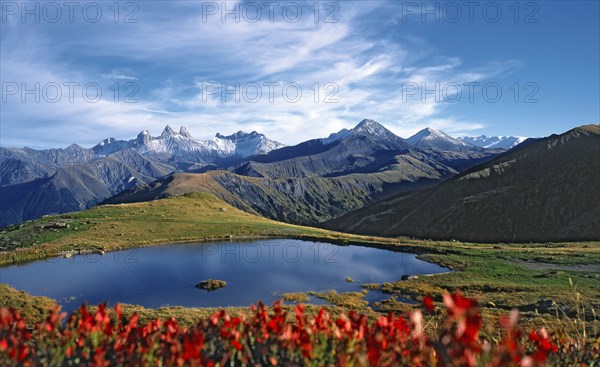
left=161, top=125, right=177, bottom=138
left=179, top=126, right=192, bottom=138
left=215, top=131, right=260, bottom=141
left=351, top=119, right=401, bottom=143
left=457, top=135, right=527, bottom=149
left=214, top=130, right=285, bottom=157
left=406, top=127, right=446, bottom=142
left=93, top=125, right=285, bottom=161
left=97, top=137, right=115, bottom=146
left=407, top=127, right=479, bottom=152
left=353, top=119, right=390, bottom=136
left=320, top=119, right=405, bottom=147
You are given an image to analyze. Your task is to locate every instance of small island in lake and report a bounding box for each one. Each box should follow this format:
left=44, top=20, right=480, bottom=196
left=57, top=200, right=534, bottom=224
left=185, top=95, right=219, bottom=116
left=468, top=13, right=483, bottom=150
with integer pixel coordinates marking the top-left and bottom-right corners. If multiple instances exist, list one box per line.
left=195, top=279, right=227, bottom=292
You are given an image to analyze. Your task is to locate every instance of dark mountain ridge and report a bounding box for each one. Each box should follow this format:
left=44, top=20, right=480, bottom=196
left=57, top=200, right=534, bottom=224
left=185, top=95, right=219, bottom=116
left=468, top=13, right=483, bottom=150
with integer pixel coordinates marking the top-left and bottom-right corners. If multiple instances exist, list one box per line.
left=325, top=125, right=600, bottom=242
left=232, top=120, right=497, bottom=178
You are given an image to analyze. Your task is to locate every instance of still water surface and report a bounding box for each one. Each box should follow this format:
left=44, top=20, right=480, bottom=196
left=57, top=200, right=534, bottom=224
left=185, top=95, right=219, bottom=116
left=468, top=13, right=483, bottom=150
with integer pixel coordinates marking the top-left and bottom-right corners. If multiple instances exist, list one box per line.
left=0, top=239, right=448, bottom=313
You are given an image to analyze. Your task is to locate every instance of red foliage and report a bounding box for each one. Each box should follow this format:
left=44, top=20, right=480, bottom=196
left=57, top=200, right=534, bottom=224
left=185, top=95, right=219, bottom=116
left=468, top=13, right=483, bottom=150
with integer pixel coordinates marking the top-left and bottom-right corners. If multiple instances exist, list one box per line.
left=423, top=295, right=435, bottom=313
left=0, top=292, right=593, bottom=366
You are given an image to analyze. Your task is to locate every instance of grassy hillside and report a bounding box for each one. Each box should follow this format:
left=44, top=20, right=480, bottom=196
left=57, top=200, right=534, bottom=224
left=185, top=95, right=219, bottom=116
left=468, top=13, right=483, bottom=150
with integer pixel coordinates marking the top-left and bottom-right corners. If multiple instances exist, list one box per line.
left=0, top=192, right=343, bottom=265
left=1, top=192, right=598, bottom=337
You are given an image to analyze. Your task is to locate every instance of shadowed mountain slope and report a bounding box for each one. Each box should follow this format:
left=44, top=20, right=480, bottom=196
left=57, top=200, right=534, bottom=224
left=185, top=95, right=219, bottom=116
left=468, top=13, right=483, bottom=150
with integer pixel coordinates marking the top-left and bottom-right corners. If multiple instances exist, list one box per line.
left=325, top=125, right=600, bottom=242
left=0, top=144, right=95, bottom=186
left=0, top=150, right=174, bottom=227
left=233, top=120, right=497, bottom=178
left=103, top=163, right=447, bottom=225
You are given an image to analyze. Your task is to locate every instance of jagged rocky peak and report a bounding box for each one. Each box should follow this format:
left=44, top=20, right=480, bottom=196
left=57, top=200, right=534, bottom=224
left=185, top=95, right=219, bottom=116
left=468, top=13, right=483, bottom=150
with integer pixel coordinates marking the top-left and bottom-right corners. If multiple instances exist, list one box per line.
left=161, top=125, right=177, bottom=137
left=216, top=131, right=260, bottom=140
left=133, top=126, right=194, bottom=140
left=88, top=124, right=282, bottom=160
left=97, top=138, right=116, bottom=146
left=179, top=126, right=192, bottom=138
left=136, top=130, right=151, bottom=144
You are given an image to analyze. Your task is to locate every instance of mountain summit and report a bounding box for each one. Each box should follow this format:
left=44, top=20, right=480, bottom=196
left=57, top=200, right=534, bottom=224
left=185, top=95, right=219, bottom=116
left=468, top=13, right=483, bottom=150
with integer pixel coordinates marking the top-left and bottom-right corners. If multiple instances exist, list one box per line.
left=214, top=131, right=285, bottom=157
left=407, top=127, right=480, bottom=152
left=353, top=119, right=391, bottom=136
left=161, top=125, right=177, bottom=137
left=179, top=126, right=192, bottom=138
left=322, top=119, right=405, bottom=147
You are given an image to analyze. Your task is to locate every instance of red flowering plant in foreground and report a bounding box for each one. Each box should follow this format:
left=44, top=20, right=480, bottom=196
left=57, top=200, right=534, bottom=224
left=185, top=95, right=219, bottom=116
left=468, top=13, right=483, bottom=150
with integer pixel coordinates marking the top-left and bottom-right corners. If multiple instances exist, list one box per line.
left=0, top=292, right=597, bottom=366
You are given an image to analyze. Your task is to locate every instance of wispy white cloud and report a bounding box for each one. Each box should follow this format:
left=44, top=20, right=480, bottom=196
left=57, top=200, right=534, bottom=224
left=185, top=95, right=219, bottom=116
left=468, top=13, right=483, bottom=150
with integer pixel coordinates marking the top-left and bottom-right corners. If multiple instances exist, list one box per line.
left=100, top=72, right=138, bottom=81
left=0, top=0, right=520, bottom=148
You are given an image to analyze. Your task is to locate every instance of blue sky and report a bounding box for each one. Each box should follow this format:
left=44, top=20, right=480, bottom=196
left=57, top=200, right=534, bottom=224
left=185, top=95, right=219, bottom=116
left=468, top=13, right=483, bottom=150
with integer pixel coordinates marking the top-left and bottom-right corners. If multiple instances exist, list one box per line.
left=1, top=0, right=598, bottom=148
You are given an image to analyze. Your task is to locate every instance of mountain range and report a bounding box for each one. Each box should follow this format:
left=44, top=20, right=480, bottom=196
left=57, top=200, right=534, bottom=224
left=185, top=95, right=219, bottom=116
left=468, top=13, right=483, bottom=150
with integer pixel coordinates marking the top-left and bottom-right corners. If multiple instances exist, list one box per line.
left=0, top=128, right=284, bottom=226
left=457, top=135, right=527, bottom=149
left=93, top=125, right=286, bottom=164
left=326, top=125, right=600, bottom=242
left=1, top=120, right=509, bottom=227
left=406, top=128, right=482, bottom=152
left=104, top=120, right=491, bottom=224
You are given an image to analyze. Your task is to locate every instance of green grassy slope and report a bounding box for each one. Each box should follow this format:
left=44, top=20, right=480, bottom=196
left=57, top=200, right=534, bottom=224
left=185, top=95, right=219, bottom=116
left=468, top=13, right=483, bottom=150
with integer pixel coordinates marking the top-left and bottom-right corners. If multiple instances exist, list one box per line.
left=1, top=192, right=598, bottom=335
left=0, top=192, right=346, bottom=265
